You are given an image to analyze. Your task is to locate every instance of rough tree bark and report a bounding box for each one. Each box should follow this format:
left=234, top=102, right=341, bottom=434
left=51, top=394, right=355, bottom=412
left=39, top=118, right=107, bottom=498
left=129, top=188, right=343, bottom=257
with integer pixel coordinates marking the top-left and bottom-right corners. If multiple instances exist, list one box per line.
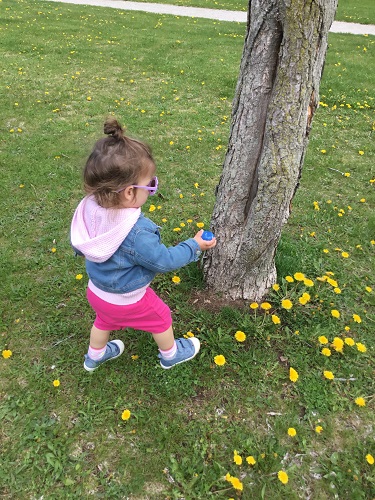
left=203, top=0, right=338, bottom=301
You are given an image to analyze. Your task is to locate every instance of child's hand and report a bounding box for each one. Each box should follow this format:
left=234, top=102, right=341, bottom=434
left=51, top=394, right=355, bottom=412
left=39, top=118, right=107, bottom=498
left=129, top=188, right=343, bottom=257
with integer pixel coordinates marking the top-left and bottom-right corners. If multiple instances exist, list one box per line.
left=194, top=230, right=217, bottom=251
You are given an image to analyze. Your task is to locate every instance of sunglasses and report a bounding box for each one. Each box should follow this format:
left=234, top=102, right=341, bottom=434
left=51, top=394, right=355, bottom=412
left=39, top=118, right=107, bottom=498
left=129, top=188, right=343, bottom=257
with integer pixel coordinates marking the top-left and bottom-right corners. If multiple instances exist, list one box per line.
left=132, top=176, right=158, bottom=196
left=116, top=176, right=158, bottom=195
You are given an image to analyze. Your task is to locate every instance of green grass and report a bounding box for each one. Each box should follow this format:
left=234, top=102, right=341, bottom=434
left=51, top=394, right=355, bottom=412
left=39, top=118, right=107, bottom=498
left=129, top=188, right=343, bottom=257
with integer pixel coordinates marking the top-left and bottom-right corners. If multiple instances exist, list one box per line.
left=113, top=0, right=375, bottom=24
left=1, top=0, right=374, bottom=498
left=120, top=0, right=248, bottom=12
left=336, top=0, right=375, bottom=25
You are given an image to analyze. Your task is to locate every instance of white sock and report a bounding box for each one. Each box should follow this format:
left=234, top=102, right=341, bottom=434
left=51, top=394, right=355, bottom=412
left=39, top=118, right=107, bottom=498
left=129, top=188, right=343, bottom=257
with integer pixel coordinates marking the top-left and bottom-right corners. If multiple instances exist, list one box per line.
left=159, top=341, right=177, bottom=360
left=88, top=345, right=106, bottom=360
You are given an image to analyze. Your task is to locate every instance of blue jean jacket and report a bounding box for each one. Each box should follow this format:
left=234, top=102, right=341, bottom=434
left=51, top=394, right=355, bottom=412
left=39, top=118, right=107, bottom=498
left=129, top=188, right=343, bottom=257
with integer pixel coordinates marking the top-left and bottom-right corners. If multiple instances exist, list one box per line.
left=82, top=214, right=202, bottom=294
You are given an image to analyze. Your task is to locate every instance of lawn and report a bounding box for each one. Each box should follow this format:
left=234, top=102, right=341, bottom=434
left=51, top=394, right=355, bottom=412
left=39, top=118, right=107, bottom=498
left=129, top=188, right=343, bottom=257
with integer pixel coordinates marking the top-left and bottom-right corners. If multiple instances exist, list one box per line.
left=0, top=0, right=374, bottom=498
left=114, top=0, right=375, bottom=24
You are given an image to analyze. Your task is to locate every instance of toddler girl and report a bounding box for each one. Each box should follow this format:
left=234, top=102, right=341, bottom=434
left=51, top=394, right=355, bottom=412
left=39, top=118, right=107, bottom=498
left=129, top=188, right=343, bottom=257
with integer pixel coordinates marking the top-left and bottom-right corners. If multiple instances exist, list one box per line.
left=70, top=118, right=216, bottom=371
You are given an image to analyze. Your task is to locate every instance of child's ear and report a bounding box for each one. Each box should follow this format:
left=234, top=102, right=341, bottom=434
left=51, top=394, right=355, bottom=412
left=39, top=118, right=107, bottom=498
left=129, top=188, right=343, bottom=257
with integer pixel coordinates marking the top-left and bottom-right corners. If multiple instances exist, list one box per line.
left=119, top=185, right=135, bottom=206
left=122, top=185, right=134, bottom=201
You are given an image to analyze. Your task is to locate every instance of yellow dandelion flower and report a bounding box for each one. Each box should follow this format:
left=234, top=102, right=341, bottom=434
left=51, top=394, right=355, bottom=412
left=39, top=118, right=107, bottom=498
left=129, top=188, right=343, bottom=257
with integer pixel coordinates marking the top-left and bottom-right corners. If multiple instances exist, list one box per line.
left=318, top=336, right=329, bottom=344
left=230, top=477, right=243, bottom=491
left=234, top=331, right=246, bottom=342
left=196, top=222, right=205, bottom=229
left=303, top=278, right=314, bottom=287
left=356, top=342, right=367, bottom=353
left=321, top=348, right=331, bottom=357
left=250, top=302, right=259, bottom=310
left=53, top=379, right=60, bottom=387
left=341, top=252, right=349, bottom=258
left=353, top=314, right=362, bottom=323
left=75, top=274, right=83, bottom=280
left=149, top=204, right=156, bottom=212
left=358, top=150, right=364, bottom=155
left=260, top=302, right=271, bottom=311
left=344, top=337, right=355, bottom=346
left=324, top=370, right=334, bottom=380
left=332, top=337, right=344, bottom=353
left=289, top=367, right=299, bottom=382
left=365, top=286, right=372, bottom=293
left=315, top=425, right=323, bottom=434
left=299, top=293, right=311, bottom=305
left=233, top=450, right=242, bottom=465
left=2, top=350, right=12, bottom=359
left=214, top=355, right=226, bottom=366
left=366, top=454, right=374, bottom=465
left=294, top=272, right=305, bottom=281
left=278, top=470, right=289, bottom=484
left=355, top=397, right=366, bottom=407
left=334, top=287, right=341, bottom=294
left=172, top=276, right=181, bottom=284
left=326, top=278, right=338, bottom=288
left=173, top=227, right=181, bottom=232
left=285, top=276, right=294, bottom=283
left=323, top=249, right=330, bottom=253
left=272, top=284, right=280, bottom=291
left=272, top=314, right=281, bottom=324
left=288, top=427, right=297, bottom=437
left=282, top=299, right=293, bottom=310
left=246, top=455, right=256, bottom=465
left=331, top=309, right=340, bottom=319
left=121, top=409, right=131, bottom=420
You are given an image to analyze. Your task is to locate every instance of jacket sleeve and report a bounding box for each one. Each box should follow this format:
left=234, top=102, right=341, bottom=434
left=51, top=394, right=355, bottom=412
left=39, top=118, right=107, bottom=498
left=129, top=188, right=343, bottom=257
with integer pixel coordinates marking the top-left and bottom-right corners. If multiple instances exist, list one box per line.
left=133, top=228, right=201, bottom=273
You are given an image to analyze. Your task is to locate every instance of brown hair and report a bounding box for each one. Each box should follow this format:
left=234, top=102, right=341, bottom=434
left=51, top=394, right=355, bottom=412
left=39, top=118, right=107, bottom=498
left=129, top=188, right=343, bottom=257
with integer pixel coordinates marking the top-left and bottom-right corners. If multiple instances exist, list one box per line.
left=83, top=117, right=155, bottom=208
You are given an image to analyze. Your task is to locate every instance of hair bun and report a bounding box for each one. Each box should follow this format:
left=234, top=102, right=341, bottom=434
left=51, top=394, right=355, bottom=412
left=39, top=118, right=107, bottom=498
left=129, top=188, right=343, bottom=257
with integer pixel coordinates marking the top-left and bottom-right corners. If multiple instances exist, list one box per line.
left=104, top=118, right=124, bottom=140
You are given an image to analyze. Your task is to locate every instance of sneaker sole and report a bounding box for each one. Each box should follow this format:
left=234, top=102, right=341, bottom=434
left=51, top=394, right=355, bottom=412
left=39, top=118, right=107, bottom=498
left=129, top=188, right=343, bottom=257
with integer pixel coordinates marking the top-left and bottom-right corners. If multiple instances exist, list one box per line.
left=84, top=340, right=125, bottom=372
left=159, top=338, right=201, bottom=370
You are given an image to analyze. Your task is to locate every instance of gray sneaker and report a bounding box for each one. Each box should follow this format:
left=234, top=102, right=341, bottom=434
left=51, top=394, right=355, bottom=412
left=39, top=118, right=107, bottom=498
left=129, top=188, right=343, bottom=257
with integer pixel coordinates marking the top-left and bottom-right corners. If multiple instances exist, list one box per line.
left=84, top=340, right=124, bottom=372
left=159, top=337, right=200, bottom=369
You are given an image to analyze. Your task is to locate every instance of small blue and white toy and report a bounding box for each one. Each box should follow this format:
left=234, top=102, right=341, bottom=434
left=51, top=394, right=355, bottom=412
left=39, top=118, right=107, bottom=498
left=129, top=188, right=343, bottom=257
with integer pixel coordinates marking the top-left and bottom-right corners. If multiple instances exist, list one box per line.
left=201, top=230, right=214, bottom=241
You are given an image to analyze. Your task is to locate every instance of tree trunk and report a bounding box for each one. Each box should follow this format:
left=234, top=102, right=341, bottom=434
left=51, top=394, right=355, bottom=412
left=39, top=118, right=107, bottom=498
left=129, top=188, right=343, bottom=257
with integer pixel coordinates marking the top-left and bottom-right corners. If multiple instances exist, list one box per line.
left=203, top=0, right=337, bottom=301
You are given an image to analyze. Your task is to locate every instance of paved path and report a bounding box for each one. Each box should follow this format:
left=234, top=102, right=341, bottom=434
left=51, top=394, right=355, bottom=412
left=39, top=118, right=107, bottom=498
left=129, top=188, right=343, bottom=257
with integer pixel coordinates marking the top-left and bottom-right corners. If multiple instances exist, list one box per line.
left=47, top=0, right=375, bottom=35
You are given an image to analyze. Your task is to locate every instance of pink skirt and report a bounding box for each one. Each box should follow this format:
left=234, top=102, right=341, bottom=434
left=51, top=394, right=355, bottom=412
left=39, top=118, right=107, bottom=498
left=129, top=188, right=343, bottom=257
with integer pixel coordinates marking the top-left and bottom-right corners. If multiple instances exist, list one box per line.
left=87, top=287, right=172, bottom=334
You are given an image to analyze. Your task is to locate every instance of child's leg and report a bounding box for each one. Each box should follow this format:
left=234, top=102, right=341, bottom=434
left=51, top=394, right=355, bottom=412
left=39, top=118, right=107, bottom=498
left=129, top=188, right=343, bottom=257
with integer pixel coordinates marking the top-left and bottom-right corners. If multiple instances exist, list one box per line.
left=152, top=325, right=177, bottom=360
left=90, top=325, right=110, bottom=349
left=151, top=325, right=175, bottom=350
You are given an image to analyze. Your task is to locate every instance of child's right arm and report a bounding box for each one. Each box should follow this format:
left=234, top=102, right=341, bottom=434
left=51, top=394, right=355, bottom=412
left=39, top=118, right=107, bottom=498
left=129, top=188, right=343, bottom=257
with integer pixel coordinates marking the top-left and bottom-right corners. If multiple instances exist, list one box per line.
left=133, top=229, right=216, bottom=274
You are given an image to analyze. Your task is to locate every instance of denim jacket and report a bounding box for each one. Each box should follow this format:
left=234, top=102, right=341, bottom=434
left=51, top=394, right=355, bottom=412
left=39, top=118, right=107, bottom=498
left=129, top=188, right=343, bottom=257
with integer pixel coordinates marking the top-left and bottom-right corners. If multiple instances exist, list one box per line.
left=81, top=214, right=202, bottom=294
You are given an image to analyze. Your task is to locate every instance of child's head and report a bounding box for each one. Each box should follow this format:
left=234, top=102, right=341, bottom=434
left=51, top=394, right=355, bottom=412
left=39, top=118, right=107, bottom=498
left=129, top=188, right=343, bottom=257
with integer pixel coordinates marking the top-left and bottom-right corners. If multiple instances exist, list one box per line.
left=83, top=118, right=156, bottom=208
